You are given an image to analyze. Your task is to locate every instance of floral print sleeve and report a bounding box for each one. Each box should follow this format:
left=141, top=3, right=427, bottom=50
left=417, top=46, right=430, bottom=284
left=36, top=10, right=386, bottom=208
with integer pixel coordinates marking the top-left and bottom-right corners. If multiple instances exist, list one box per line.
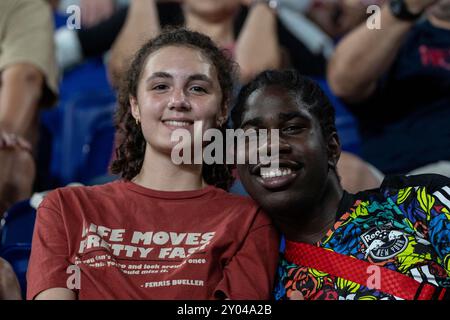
left=274, top=174, right=450, bottom=300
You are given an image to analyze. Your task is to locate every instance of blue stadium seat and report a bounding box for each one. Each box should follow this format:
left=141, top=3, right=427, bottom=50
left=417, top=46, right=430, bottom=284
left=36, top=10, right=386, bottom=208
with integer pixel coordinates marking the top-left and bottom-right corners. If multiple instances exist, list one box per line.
left=314, top=78, right=361, bottom=155
left=0, top=200, right=37, bottom=298
left=40, top=58, right=117, bottom=187
left=229, top=179, right=249, bottom=196
left=1, top=200, right=36, bottom=247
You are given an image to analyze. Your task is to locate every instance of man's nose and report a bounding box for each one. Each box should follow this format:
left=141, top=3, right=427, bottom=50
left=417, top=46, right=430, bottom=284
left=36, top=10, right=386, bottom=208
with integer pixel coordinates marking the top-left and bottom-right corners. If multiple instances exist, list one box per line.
left=267, top=131, right=291, bottom=155
left=258, top=130, right=291, bottom=157
left=168, top=89, right=191, bottom=111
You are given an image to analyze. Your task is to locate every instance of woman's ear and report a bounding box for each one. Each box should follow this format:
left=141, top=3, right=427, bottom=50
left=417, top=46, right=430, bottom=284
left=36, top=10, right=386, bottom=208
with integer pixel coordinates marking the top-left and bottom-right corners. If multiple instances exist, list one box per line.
left=130, top=95, right=140, bottom=122
left=217, top=103, right=229, bottom=127
left=327, top=132, right=341, bottom=170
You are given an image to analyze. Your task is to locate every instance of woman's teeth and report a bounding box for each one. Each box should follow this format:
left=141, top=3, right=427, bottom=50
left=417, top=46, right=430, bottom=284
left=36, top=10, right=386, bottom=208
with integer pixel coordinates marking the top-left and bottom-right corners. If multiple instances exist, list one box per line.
left=260, top=168, right=292, bottom=179
left=164, top=120, right=192, bottom=127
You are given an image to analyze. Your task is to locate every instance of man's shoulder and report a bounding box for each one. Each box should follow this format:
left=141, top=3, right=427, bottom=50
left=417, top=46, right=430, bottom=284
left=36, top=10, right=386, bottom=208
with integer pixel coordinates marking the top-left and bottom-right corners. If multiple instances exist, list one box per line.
left=348, top=174, right=450, bottom=206
left=380, top=173, right=450, bottom=192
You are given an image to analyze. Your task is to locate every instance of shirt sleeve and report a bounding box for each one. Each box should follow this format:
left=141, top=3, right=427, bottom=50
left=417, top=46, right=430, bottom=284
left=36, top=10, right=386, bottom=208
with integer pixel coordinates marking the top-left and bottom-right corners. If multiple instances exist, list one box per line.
left=381, top=173, right=450, bottom=192
left=26, top=191, right=74, bottom=299
left=427, top=184, right=450, bottom=274
left=214, top=209, right=280, bottom=300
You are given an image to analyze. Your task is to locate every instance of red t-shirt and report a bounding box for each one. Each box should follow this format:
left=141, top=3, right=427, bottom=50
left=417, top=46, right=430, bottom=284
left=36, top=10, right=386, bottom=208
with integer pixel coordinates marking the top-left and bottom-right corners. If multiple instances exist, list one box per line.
left=27, top=180, right=279, bottom=300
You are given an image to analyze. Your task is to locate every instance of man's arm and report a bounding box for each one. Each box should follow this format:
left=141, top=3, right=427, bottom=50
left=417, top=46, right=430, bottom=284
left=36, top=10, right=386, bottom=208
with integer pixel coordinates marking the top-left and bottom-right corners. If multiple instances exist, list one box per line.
left=327, top=0, right=437, bottom=103
left=235, top=1, right=281, bottom=83
left=108, top=0, right=161, bottom=88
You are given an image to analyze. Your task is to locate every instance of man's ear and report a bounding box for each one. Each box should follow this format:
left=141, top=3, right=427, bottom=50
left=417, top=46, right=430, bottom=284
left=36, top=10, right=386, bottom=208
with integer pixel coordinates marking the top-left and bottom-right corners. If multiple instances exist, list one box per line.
left=327, top=132, right=341, bottom=170
left=130, top=95, right=140, bottom=121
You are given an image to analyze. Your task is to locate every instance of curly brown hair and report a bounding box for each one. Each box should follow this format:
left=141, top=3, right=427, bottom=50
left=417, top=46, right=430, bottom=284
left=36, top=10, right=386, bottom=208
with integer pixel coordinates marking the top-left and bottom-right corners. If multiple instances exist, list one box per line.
left=111, top=28, right=237, bottom=190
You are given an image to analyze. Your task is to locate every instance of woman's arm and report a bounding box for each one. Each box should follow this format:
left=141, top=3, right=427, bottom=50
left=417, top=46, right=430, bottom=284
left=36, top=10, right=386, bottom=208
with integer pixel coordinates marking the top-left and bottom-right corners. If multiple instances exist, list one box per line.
left=26, top=191, right=76, bottom=300
left=214, top=209, right=279, bottom=299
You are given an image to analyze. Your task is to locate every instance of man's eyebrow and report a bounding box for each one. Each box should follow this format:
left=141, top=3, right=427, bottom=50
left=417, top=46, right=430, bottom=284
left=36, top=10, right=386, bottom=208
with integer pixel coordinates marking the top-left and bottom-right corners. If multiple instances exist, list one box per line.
left=240, top=117, right=264, bottom=128
left=279, top=111, right=311, bottom=122
left=145, top=72, right=172, bottom=83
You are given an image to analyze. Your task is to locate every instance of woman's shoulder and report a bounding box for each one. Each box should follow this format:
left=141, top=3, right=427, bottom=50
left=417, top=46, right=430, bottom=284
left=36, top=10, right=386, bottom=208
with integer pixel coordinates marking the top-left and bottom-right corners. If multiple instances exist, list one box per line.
left=41, top=180, right=126, bottom=206
left=209, top=186, right=259, bottom=209
left=210, top=188, right=273, bottom=229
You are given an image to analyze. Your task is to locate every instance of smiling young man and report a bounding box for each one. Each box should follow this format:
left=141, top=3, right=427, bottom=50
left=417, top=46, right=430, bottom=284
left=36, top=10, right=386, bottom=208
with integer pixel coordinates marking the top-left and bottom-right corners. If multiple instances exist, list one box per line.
left=233, top=70, right=450, bottom=300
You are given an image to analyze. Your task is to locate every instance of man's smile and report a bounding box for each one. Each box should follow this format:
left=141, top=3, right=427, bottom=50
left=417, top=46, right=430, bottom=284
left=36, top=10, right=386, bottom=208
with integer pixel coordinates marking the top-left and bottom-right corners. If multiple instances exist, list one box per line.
left=250, top=160, right=303, bottom=190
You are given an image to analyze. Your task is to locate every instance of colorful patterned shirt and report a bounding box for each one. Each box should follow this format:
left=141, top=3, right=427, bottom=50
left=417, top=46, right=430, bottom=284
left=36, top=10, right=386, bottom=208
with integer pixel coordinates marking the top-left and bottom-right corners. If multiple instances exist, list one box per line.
left=275, top=174, right=450, bottom=300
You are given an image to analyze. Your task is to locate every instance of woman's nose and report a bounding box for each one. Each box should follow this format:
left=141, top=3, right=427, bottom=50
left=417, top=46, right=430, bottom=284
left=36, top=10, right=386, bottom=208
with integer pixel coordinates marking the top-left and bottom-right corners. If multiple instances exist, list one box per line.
left=168, top=89, right=191, bottom=111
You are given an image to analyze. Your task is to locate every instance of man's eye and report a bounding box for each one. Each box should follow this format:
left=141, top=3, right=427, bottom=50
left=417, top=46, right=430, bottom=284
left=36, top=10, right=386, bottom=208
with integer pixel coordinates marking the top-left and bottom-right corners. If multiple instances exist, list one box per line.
left=242, top=127, right=259, bottom=134
left=283, top=126, right=304, bottom=134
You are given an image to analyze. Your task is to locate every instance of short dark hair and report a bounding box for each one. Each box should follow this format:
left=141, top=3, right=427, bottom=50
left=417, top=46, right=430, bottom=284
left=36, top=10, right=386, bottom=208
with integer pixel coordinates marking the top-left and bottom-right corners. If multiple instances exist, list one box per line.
left=231, top=69, right=337, bottom=141
left=111, top=27, right=237, bottom=190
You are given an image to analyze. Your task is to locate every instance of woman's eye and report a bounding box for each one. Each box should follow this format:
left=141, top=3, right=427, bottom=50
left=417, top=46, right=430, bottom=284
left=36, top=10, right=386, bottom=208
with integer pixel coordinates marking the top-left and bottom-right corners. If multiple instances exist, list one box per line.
left=190, top=86, right=207, bottom=93
left=152, top=84, right=168, bottom=91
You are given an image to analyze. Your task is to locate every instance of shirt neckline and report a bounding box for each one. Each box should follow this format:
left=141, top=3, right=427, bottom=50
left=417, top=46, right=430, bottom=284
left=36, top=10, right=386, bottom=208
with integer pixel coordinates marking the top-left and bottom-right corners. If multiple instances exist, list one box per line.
left=282, top=191, right=358, bottom=253
left=122, top=180, right=217, bottom=200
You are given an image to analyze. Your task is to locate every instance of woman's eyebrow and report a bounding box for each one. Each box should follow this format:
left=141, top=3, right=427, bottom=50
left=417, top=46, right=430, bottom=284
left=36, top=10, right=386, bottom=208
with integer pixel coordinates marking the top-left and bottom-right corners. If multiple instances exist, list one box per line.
left=145, top=72, right=172, bottom=83
left=187, top=74, right=213, bottom=85
left=145, top=72, right=213, bottom=85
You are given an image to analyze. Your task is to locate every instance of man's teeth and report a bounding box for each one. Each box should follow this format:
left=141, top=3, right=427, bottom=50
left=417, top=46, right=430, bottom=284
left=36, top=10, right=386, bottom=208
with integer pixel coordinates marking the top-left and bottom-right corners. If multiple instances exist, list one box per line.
left=164, top=120, right=192, bottom=127
left=260, top=168, right=292, bottom=179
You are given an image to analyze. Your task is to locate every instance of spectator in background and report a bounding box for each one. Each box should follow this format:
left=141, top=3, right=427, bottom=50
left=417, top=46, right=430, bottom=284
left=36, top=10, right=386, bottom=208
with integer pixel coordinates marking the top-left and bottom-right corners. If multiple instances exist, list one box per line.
left=233, top=69, right=450, bottom=300
left=55, top=1, right=382, bottom=80
left=108, top=0, right=282, bottom=86
left=274, top=0, right=386, bottom=74
left=108, top=0, right=386, bottom=86
left=54, top=0, right=130, bottom=71
left=0, top=0, right=59, bottom=216
left=328, top=0, right=450, bottom=176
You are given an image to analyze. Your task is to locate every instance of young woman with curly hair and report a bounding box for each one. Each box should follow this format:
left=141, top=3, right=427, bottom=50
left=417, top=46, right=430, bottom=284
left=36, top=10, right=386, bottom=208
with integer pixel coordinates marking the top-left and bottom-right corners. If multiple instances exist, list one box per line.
left=26, top=28, right=279, bottom=300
